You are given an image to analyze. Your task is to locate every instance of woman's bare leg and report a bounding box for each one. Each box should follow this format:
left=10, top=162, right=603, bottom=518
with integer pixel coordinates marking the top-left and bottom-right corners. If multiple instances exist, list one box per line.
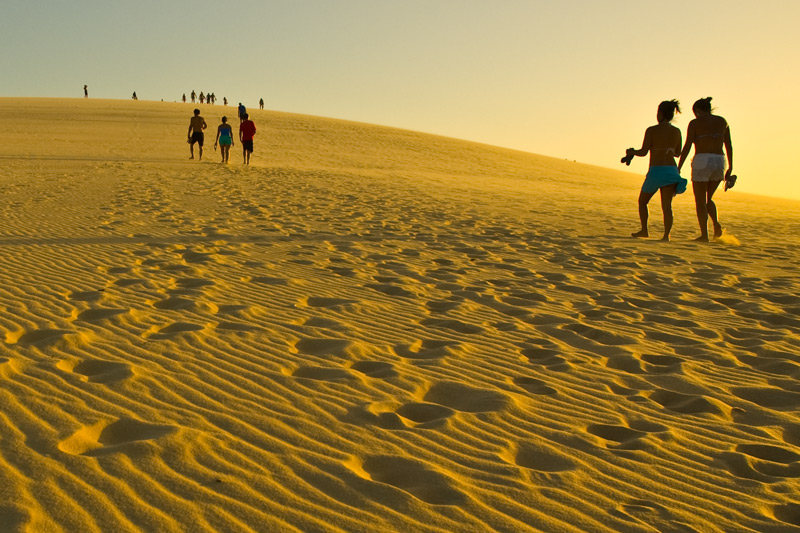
left=659, top=184, right=677, bottom=241
left=706, top=180, right=723, bottom=237
left=633, top=190, right=656, bottom=237
left=693, top=181, right=710, bottom=241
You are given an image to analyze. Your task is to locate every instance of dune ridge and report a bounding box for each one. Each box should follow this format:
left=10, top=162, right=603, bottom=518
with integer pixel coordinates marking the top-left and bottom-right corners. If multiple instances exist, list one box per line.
left=1, top=98, right=800, bottom=532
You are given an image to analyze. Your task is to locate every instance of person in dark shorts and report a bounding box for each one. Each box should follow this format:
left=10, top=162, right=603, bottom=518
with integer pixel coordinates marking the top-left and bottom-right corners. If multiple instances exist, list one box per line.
left=239, top=113, right=256, bottom=165
left=187, top=108, right=207, bottom=160
left=238, top=103, right=246, bottom=122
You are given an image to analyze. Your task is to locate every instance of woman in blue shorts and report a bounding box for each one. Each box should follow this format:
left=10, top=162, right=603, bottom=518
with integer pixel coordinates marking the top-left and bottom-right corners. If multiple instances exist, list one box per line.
left=214, top=116, right=234, bottom=164
left=623, top=100, right=687, bottom=241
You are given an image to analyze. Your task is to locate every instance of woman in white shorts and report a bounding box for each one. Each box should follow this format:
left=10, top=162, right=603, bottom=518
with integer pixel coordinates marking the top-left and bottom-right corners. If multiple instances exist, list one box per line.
left=678, top=97, right=734, bottom=241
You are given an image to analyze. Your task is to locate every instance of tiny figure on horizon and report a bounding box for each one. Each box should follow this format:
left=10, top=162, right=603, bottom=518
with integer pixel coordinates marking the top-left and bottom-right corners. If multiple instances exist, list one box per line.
left=187, top=108, right=208, bottom=161
left=84, top=85, right=88, bottom=98
left=214, top=116, right=234, bottom=164
left=199, top=92, right=205, bottom=104
left=623, top=100, right=687, bottom=242
left=238, top=102, right=246, bottom=122
left=132, top=92, right=138, bottom=100
left=259, top=98, right=264, bottom=110
left=182, top=93, right=187, bottom=103
left=239, top=113, right=256, bottom=165
left=223, top=97, right=228, bottom=106
left=677, top=97, right=735, bottom=242
left=209, top=93, right=215, bottom=105
left=191, top=90, right=197, bottom=103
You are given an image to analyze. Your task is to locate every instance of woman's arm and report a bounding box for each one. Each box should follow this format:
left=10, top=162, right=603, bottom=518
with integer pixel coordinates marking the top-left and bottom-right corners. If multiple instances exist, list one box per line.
left=677, top=120, right=695, bottom=172
left=215, top=125, right=221, bottom=144
left=724, top=124, right=733, bottom=177
left=627, top=128, right=652, bottom=158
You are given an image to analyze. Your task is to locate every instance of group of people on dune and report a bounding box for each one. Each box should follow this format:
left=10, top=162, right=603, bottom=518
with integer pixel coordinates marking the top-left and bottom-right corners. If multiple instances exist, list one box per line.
left=625, top=97, right=734, bottom=242
left=187, top=103, right=256, bottom=165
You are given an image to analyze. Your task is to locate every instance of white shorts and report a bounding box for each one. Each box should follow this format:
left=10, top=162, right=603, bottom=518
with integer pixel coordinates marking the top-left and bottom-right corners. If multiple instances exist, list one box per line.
left=691, top=153, right=727, bottom=182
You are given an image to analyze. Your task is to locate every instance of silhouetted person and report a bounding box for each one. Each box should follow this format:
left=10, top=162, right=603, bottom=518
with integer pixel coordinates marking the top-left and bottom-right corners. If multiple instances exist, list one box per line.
left=187, top=108, right=207, bottom=160
left=623, top=100, right=687, bottom=241
left=84, top=85, right=88, bottom=98
left=214, top=116, right=234, bottom=164
left=132, top=92, right=137, bottom=100
left=259, top=98, right=264, bottom=110
left=199, top=92, right=205, bottom=104
left=239, top=113, right=256, bottom=165
left=238, top=102, right=246, bottom=122
left=678, top=97, right=734, bottom=241
left=223, top=97, right=228, bottom=106
left=191, top=90, right=196, bottom=103
left=182, top=93, right=186, bottom=103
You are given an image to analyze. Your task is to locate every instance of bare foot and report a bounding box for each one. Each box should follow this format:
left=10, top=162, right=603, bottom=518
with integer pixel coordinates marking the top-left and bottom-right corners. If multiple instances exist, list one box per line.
left=660, top=235, right=670, bottom=242
left=694, top=235, right=709, bottom=242
left=713, top=224, right=723, bottom=238
left=631, top=230, right=649, bottom=238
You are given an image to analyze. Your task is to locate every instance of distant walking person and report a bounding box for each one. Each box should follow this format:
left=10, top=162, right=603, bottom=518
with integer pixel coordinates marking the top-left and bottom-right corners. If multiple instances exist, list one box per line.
left=199, top=92, right=205, bottom=104
left=191, top=90, right=197, bottom=103
left=239, top=113, right=256, bottom=165
left=214, top=116, right=234, bottom=164
left=678, top=97, right=734, bottom=241
left=223, top=97, right=228, bottom=106
left=238, top=102, right=246, bottom=122
left=622, top=100, right=687, bottom=241
left=84, top=85, right=88, bottom=98
left=132, top=92, right=138, bottom=100
left=259, top=98, right=264, bottom=110
left=182, top=93, right=186, bottom=103
left=187, top=108, right=208, bottom=160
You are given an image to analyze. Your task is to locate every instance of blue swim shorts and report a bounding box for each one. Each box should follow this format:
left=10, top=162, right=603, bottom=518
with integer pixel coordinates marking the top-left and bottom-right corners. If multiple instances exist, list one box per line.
left=642, top=166, right=687, bottom=194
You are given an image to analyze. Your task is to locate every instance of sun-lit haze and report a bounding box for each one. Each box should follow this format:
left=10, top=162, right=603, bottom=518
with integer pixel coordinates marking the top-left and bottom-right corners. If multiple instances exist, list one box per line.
left=2, top=0, right=799, bottom=200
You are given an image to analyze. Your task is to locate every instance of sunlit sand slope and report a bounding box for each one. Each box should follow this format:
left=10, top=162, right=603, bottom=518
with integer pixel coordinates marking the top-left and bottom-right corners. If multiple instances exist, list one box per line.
left=1, top=98, right=800, bottom=532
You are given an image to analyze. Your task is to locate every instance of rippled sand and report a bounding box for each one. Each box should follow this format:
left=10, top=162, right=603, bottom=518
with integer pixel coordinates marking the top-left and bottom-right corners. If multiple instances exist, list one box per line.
left=1, top=98, right=799, bottom=532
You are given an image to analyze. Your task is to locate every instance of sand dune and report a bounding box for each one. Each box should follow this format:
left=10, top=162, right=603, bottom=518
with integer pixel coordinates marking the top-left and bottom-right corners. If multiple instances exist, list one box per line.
left=1, top=97, right=800, bottom=532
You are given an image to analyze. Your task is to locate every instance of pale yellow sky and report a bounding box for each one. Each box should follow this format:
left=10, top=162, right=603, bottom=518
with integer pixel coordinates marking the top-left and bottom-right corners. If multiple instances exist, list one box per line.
left=1, top=1, right=798, bottom=200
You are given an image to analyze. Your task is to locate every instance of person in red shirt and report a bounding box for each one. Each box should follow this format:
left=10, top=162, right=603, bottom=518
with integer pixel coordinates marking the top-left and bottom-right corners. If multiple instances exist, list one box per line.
left=239, top=113, right=256, bottom=165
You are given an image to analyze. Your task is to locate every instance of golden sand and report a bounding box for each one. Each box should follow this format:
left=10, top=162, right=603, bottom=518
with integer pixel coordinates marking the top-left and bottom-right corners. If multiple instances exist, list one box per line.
left=1, top=98, right=799, bottom=532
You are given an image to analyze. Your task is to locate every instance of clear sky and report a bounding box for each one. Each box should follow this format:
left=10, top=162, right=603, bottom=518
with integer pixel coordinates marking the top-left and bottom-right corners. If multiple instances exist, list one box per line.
left=2, top=1, right=799, bottom=200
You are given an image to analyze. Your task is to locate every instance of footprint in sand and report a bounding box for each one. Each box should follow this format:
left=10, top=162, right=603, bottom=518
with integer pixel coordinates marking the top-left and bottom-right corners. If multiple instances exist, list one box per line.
left=501, top=441, right=576, bottom=473
left=562, top=323, right=635, bottom=346
left=520, top=346, right=570, bottom=370
left=57, top=359, right=133, bottom=384
left=392, top=339, right=464, bottom=360
left=718, top=444, right=800, bottom=480
left=648, top=389, right=728, bottom=417
left=291, top=365, right=357, bottom=382
left=8, top=328, right=81, bottom=347
left=146, top=322, right=204, bottom=339
left=350, top=361, right=397, bottom=378
left=58, top=417, right=177, bottom=456
left=424, top=299, right=463, bottom=314
left=67, top=289, right=106, bottom=303
left=513, top=377, right=558, bottom=396
left=293, top=337, right=361, bottom=358
left=394, top=403, right=455, bottom=427
left=346, top=455, right=465, bottom=505
left=772, top=503, right=800, bottom=527
left=732, top=387, right=800, bottom=410
left=587, top=420, right=668, bottom=450
left=73, top=308, right=128, bottom=322
left=422, top=381, right=510, bottom=413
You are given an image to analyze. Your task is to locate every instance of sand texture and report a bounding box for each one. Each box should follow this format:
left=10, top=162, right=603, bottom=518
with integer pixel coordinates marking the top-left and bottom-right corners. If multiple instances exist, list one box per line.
left=1, top=98, right=800, bottom=532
